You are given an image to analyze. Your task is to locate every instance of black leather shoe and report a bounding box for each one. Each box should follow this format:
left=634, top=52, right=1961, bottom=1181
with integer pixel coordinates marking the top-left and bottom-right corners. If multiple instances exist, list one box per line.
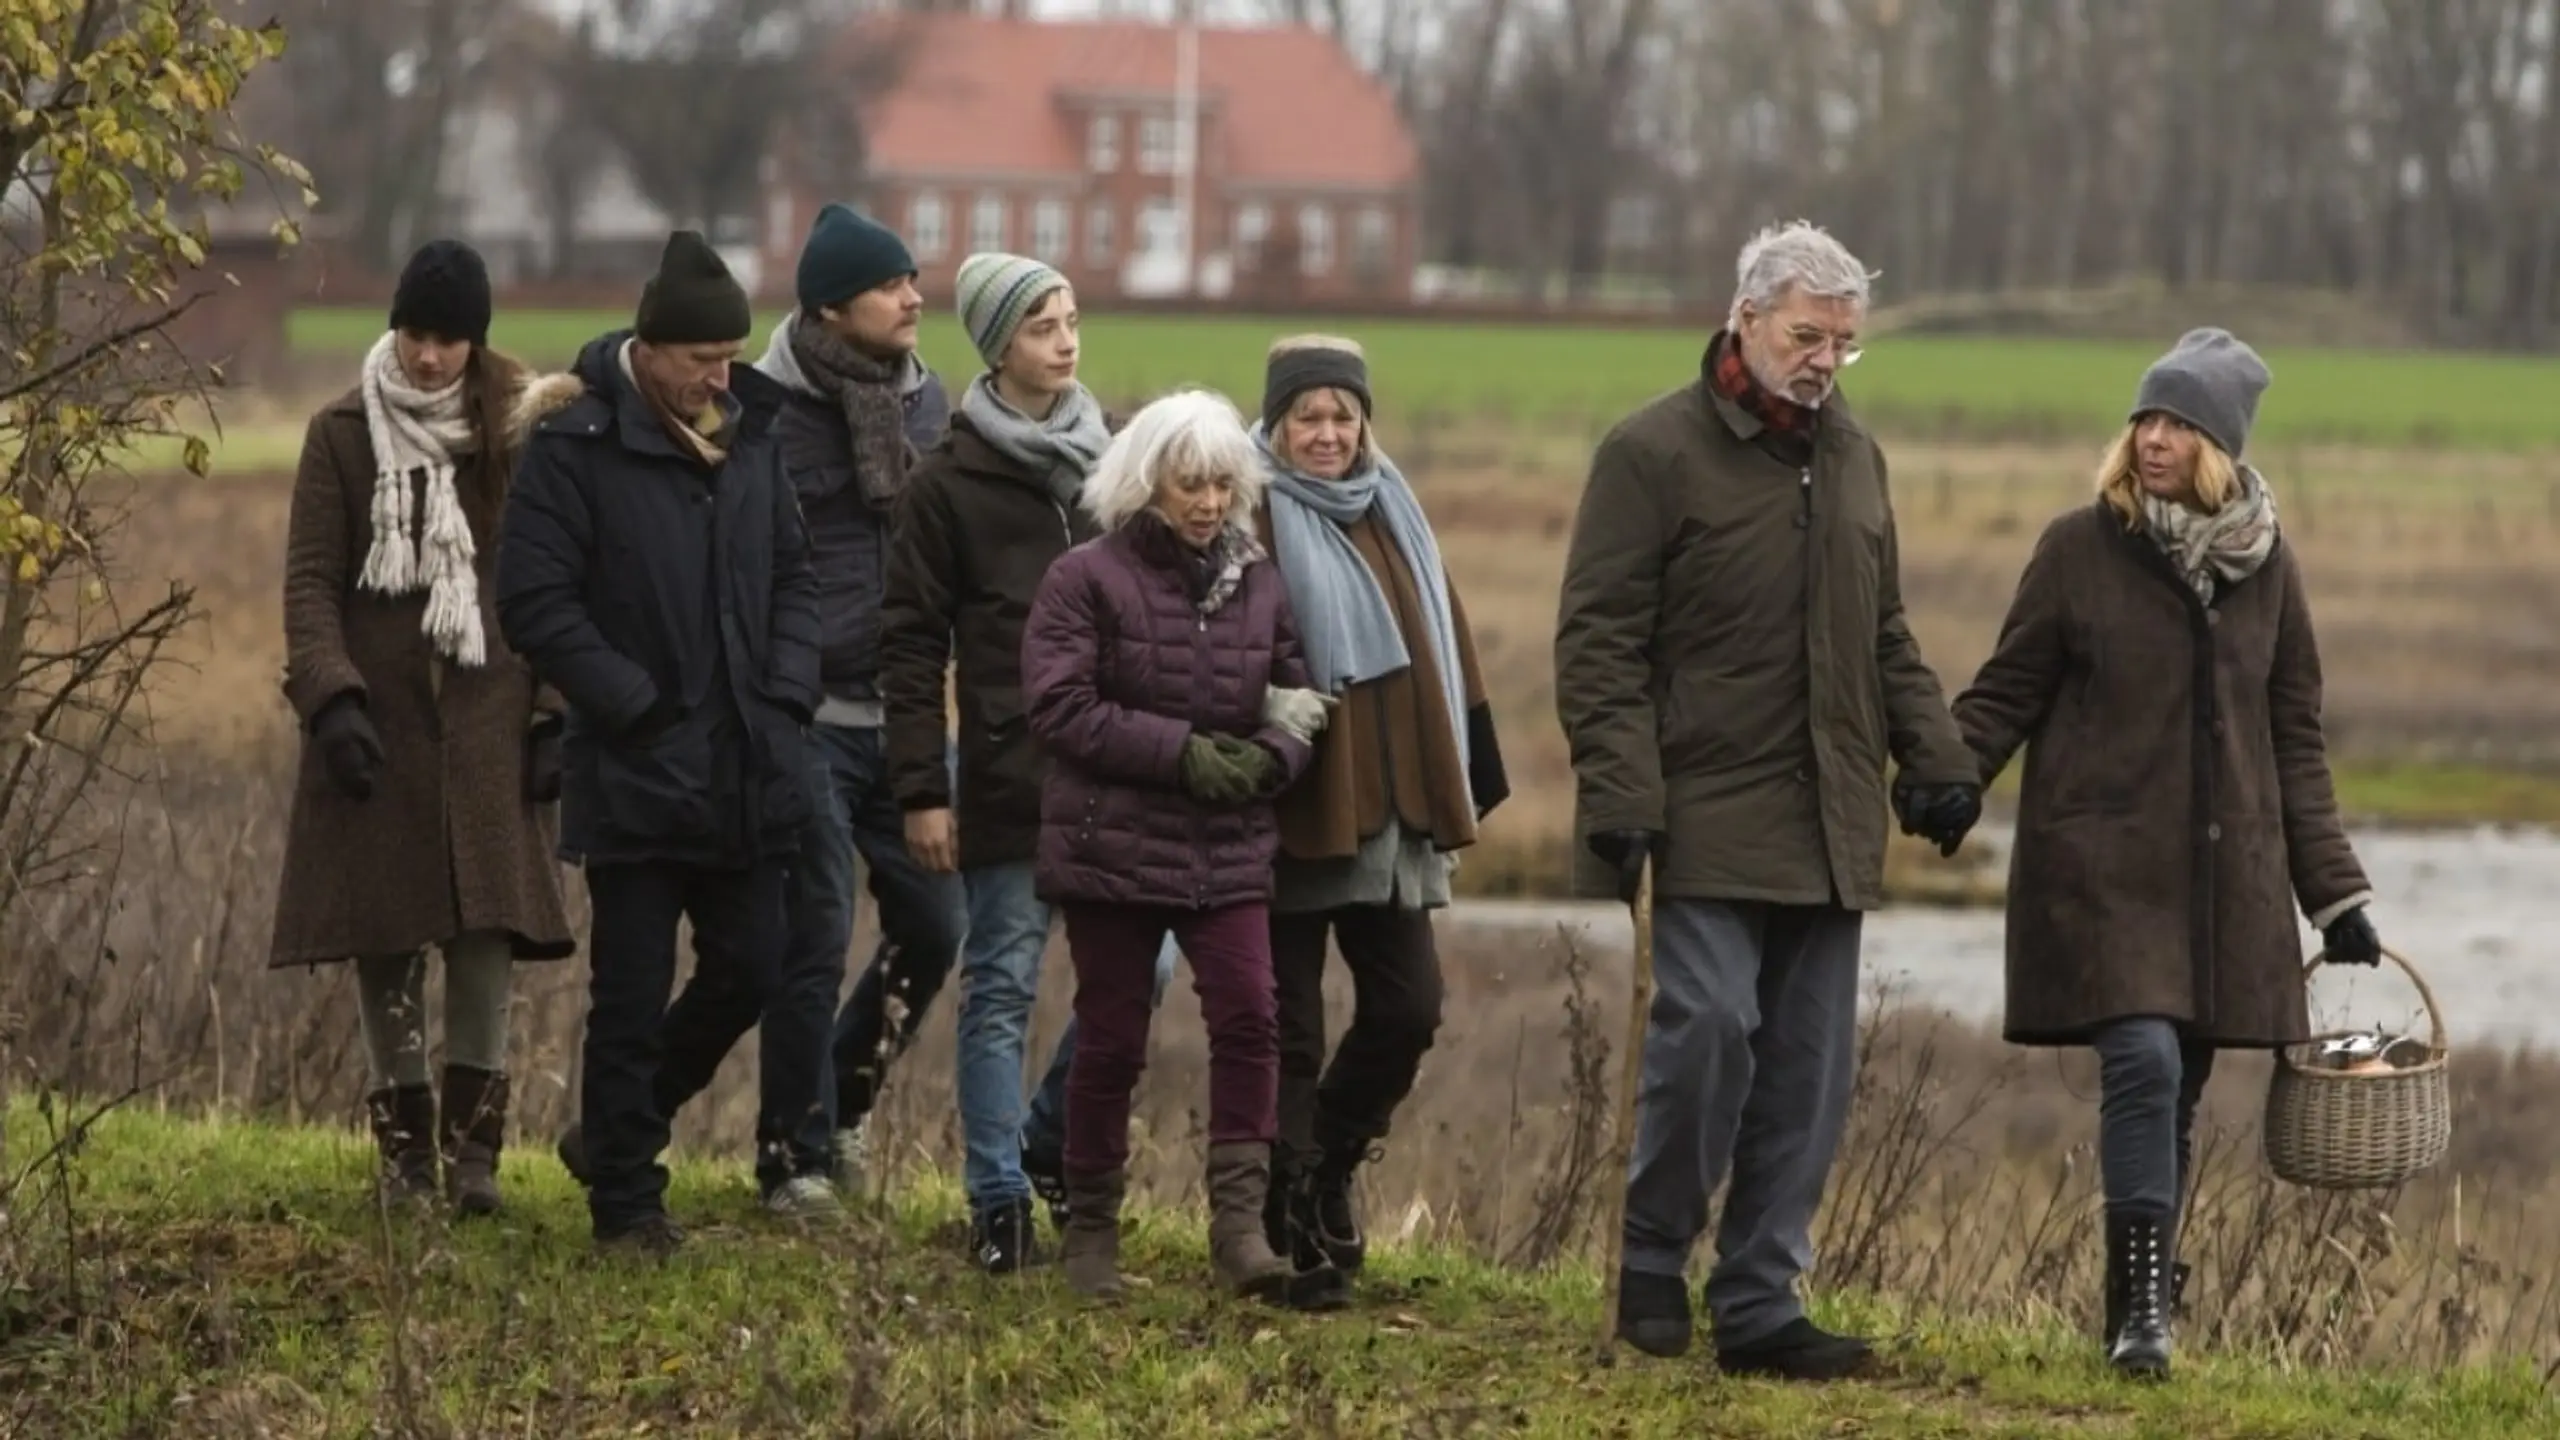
left=1715, top=1318, right=1876, bottom=1381
left=1614, top=1268, right=1693, bottom=1358
left=970, top=1197, right=1041, bottom=1275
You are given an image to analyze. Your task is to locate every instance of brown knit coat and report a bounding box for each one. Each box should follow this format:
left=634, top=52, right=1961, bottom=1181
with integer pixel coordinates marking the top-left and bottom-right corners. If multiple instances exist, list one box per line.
left=267, top=365, right=578, bottom=967
left=1255, top=509, right=1490, bottom=863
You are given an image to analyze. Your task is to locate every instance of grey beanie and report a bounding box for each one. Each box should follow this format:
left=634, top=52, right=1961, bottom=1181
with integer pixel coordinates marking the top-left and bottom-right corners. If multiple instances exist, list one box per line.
left=2129, top=327, right=2271, bottom=459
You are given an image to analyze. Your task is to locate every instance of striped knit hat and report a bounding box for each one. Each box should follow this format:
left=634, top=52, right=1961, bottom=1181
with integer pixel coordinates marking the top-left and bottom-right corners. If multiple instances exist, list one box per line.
left=955, top=251, right=1070, bottom=368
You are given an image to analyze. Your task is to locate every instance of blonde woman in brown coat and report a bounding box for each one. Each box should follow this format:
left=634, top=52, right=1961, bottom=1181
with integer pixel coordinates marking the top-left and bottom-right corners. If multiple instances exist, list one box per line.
left=1952, top=327, right=2380, bottom=1380
left=269, top=241, right=575, bottom=1216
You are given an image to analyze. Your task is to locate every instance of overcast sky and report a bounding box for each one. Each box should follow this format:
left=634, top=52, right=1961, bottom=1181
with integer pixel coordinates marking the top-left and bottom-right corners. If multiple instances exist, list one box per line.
left=527, top=1, right=1299, bottom=24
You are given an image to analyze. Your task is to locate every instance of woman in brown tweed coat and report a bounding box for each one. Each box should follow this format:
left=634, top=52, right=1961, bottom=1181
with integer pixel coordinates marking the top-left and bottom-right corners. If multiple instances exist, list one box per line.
left=268, top=240, right=574, bottom=1216
left=1951, top=327, right=2381, bottom=1380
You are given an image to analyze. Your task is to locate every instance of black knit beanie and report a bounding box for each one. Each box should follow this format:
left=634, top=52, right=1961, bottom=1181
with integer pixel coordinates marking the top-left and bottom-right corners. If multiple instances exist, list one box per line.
left=797, top=203, right=918, bottom=313
left=1261, top=344, right=1373, bottom=433
left=389, top=239, right=492, bottom=347
left=634, top=230, right=753, bottom=346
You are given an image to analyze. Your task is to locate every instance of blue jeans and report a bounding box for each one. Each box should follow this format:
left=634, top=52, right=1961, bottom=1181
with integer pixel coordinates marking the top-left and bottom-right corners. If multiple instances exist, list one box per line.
left=955, top=863, right=1176, bottom=1212
left=1022, top=933, right=1177, bottom=1161
left=794, top=724, right=967, bottom=1149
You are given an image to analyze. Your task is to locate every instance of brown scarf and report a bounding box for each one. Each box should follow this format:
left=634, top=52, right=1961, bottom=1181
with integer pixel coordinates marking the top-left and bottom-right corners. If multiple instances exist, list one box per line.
left=788, top=314, right=913, bottom=507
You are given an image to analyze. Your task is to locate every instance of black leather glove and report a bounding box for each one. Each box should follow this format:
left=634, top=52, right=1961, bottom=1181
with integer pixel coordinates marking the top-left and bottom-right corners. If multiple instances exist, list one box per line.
left=312, top=693, right=384, bottom=801
left=1586, top=828, right=1663, bottom=907
left=1918, top=783, right=1983, bottom=858
left=2322, top=906, right=2382, bottom=966
left=1894, top=776, right=1982, bottom=858
left=620, top=694, right=680, bottom=747
left=525, top=719, right=563, bottom=804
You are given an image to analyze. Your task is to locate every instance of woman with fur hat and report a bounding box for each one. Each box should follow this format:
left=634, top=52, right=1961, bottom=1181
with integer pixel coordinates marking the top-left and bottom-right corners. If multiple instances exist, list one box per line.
left=1952, top=327, right=2381, bottom=1380
left=269, top=238, right=575, bottom=1217
left=1017, top=388, right=1328, bottom=1305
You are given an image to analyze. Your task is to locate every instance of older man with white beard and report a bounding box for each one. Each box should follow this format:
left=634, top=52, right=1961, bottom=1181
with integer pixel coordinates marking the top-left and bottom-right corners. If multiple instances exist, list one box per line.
left=1554, top=220, right=1981, bottom=1380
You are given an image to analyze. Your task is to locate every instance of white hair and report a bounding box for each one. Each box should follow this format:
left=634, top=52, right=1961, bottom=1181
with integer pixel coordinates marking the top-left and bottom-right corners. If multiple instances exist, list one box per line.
left=1080, top=387, right=1268, bottom=533
left=1729, top=220, right=1877, bottom=327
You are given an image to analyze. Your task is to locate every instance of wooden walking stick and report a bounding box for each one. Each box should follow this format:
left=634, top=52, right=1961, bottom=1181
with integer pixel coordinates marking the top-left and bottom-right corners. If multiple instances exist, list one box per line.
left=1593, top=855, right=1656, bottom=1362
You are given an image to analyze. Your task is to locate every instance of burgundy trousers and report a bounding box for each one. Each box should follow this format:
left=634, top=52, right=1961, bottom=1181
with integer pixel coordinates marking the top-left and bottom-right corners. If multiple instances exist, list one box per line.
left=1059, top=900, right=1279, bottom=1176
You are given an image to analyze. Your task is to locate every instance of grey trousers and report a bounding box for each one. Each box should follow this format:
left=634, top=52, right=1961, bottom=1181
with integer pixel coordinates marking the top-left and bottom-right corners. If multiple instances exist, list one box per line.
left=2091, top=1017, right=2217, bottom=1222
left=1621, top=899, right=1862, bottom=1348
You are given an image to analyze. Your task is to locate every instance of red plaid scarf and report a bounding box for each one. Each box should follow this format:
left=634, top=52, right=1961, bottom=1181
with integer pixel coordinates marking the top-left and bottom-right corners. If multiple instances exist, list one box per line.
left=1708, top=329, right=1814, bottom=437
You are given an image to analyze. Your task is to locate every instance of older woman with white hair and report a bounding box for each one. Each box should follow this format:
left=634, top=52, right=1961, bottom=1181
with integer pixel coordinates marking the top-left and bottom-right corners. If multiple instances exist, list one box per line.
left=1018, top=388, right=1331, bottom=1306
left=1246, top=335, right=1509, bottom=1308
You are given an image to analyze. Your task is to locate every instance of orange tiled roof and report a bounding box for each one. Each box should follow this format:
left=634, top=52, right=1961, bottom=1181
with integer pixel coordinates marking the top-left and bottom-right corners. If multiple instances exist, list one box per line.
left=846, top=14, right=1417, bottom=192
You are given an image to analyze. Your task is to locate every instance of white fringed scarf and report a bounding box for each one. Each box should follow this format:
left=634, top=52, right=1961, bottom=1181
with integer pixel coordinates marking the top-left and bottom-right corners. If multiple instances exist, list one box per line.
left=357, top=330, right=486, bottom=666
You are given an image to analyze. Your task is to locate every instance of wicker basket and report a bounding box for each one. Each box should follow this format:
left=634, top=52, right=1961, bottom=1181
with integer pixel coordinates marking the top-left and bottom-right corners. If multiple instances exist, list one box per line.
left=2262, top=945, right=2453, bottom=1191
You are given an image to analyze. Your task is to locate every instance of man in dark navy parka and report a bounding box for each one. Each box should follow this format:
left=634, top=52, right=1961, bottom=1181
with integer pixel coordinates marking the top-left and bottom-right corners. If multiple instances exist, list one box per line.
left=497, top=230, right=823, bottom=1256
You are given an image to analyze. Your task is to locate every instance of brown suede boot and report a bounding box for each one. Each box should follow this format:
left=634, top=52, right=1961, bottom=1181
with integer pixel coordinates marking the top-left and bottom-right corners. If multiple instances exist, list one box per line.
left=1061, top=1167, right=1127, bottom=1298
left=439, top=1065, right=509, bottom=1218
left=1205, top=1142, right=1290, bottom=1301
left=366, top=1083, right=439, bottom=1204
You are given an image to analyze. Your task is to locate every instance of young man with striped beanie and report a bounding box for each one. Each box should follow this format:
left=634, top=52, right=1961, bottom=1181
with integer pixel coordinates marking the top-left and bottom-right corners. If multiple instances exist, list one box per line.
left=878, top=252, right=1171, bottom=1271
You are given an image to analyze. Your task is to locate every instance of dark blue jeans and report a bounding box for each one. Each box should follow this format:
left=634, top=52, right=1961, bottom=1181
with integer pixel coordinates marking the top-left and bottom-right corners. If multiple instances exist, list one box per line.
left=803, top=723, right=968, bottom=1136
left=581, top=858, right=792, bottom=1232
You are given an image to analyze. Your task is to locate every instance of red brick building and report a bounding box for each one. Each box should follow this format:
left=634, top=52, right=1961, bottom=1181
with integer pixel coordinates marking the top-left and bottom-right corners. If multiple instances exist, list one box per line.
left=761, top=14, right=1421, bottom=308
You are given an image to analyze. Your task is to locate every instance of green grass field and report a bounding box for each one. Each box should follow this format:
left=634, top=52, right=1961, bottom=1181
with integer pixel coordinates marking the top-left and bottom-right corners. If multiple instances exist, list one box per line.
left=287, top=305, right=2560, bottom=449
left=6, top=1102, right=2555, bottom=1438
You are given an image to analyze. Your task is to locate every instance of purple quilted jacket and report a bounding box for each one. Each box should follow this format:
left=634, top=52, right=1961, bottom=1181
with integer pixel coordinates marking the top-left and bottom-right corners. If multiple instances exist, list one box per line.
left=1021, top=516, right=1314, bottom=909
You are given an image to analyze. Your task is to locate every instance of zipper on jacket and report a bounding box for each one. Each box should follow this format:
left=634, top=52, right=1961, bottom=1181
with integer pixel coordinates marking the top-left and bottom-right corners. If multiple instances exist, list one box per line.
left=1052, top=499, right=1072, bottom=548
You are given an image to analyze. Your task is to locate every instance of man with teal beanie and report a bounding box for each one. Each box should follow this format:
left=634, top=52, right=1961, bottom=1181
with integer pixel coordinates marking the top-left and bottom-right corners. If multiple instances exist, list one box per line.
left=738, top=201, right=968, bottom=1201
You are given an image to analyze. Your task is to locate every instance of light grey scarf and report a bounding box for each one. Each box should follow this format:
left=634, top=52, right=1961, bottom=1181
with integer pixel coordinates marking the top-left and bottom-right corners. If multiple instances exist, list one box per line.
left=959, top=372, right=1110, bottom=508
left=1253, top=422, right=1468, bottom=773
left=2145, top=463, right=2280, bottom=601
left=357, top=330, right=485, bottom=666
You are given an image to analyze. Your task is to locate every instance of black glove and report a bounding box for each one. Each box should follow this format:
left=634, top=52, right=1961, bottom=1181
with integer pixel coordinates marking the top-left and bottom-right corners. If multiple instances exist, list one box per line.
left=1586, top=828, right=1663, bottom=907
left=312, top=693, right=384, bottom=801
left=620, top=694, right=680, bottom=747
left=525, top=719, right=563, bottom=804
left=1895, top=776, right=1982, bottom=858
left=2322, top=906, right=2382, bottom=967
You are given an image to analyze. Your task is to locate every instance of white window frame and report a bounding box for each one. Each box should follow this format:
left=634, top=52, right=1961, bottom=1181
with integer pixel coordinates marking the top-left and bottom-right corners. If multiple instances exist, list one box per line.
left=908, top=190, right=947, bottom=261
left=1088, top=113, right=1121, bottom=173
left=970, top=192, right=1007, bottom=254
left=1140, top=114, right=1178, bottom=174
left=1354, top=204, right=1391, bottom=268
left=1086, top=200, right=1115, bottom=264
left=1297, top=202, right=1333, bottom=275
left=1032, top=196, right=1071, bottom=262
left=1234, top=201, right=1269, bottom=260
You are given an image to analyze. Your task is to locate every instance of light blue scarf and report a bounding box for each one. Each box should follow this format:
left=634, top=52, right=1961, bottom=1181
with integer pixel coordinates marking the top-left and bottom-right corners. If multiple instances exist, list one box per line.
left=1253, top=423, right=1468, bottom=774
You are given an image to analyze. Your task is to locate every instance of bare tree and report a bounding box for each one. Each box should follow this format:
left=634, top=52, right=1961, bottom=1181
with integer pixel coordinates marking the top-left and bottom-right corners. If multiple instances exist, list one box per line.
left=561, top=0, right=907, bottom=239
left=255, top=0, right=516, bottom=269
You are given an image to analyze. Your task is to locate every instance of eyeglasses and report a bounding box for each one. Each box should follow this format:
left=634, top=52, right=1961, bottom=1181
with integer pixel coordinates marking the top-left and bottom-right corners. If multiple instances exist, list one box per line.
left=1782, top=324, right=1863, bottom=366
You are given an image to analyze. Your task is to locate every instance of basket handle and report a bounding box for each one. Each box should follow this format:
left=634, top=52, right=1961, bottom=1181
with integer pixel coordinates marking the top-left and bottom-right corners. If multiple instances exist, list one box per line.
left=2300, top=943, right=2450, bottom=1053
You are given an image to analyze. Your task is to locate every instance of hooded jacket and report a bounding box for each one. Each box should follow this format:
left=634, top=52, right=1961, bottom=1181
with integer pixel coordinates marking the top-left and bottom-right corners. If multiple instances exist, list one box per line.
left=494, top=330, right=823, bottom=870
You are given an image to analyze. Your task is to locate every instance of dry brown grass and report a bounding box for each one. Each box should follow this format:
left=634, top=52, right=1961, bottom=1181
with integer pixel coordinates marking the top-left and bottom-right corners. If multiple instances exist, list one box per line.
left=4, top=408, right=2555, bottom=1381
left=104, top=413, right=2560, bottom=904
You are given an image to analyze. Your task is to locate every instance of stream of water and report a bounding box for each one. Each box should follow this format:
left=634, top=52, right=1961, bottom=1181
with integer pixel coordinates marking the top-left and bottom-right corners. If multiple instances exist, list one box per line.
left=1451, top=824, right=2560, bottom=1052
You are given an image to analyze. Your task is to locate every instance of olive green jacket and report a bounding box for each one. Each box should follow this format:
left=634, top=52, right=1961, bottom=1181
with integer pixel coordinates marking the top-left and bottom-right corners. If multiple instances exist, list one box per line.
left=1553, top=377, right=1974, bottom=909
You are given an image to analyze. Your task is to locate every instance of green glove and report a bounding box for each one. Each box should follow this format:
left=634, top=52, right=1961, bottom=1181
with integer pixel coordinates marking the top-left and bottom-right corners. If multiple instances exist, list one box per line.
left=1179, top=734, right=1258, bottom=805
left=1210, top=733, right=1280, bottom=794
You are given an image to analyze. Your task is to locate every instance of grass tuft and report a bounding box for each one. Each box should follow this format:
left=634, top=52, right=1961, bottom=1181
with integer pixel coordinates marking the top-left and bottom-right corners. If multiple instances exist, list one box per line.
left=5, top=1100, right=2556, bottom=1438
